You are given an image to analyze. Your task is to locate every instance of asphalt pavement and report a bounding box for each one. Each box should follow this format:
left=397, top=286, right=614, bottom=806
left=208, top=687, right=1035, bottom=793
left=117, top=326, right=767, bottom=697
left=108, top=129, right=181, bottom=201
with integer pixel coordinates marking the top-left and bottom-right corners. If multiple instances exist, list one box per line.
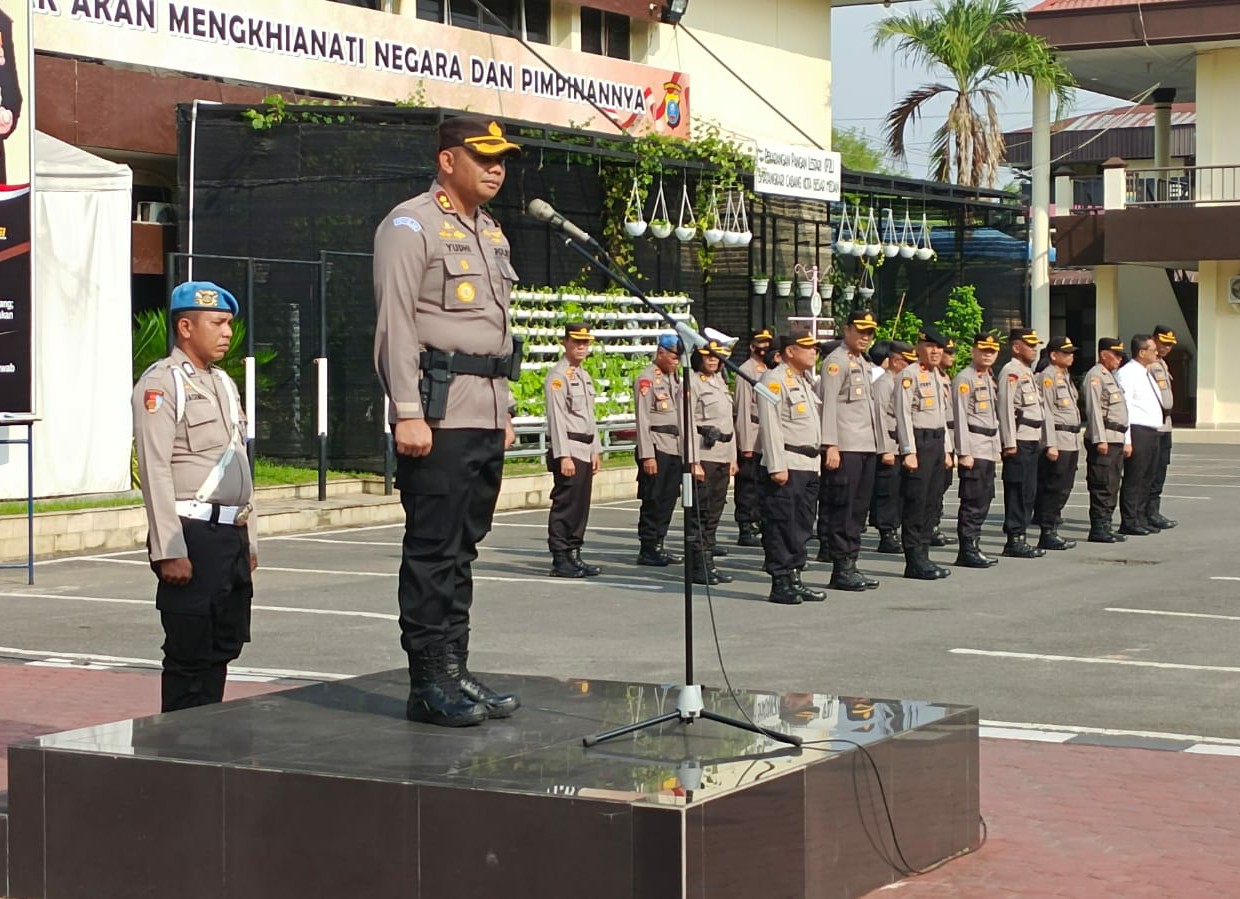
left=2, top=443, right=1238, bottom=740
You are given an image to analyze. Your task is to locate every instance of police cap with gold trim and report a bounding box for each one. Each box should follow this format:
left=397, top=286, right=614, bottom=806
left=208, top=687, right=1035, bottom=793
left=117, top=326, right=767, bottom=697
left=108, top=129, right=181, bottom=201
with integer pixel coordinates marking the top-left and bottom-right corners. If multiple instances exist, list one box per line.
left=845, top=309, right=878, bottom=331
left=1098, top=337, right=1124, bottom=355
left=1010, top=327, right=1042, bottom=347
left=564, top=322, right=595, bottom=342
left=1047, top=335, right=1078, bottom=354
left=438, top=115, right=523, bottom=158
left=1154, top=325, right=1178, bottom=346
left=972, top=333, right=1002, bottom=351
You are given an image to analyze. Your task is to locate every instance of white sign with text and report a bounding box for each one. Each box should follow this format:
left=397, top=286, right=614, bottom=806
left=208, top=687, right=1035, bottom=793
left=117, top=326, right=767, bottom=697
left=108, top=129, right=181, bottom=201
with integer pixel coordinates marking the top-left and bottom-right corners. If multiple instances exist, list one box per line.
left=754, top=142, right=841, bottom=203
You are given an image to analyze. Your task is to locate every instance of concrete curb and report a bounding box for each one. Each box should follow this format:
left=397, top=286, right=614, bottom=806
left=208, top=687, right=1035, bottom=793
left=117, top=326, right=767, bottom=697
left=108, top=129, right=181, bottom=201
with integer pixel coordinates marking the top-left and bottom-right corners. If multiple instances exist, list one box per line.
left=0, top=467, right=639, bottom=562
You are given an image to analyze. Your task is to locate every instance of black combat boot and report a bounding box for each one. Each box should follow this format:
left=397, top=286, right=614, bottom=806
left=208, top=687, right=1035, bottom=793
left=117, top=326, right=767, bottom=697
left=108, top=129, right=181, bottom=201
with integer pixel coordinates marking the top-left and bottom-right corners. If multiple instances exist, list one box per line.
left=551, top=549, right=586, bottom=578
left=828, top=558, right=867, bottom=592
left=876, top=528, right=903, bottom=554
left=712, top=545, right=729, bottom=558
left=707, top=559, right=734, bottom=584
left=903, top=548, right=939, bottom=580
left=737, top=522, right=762, bottom=547
left=1147, top=501, right=1177, bottom=529
left=446, top=645, right=520, bottom=719
left=656, top=541, right=683, bottom=564
left=1002, top=535, right=1045, bottom=558
left=1038, top=528, right=1076, bottom=550
left=570, top=548, right=601, bottom=577
left=690, top=550, right=717, bottom=585
left=790, top=568, right=826, bottom=601
left=768, top=574, right=802, bottom=605
left=1088, top=520, right=1123, bottom=543
left=956, top=537, right=995, bottom=568
left=637, top=542, right=669, bottom=566
left=851, top=555, right=881, bottom=589
left=929, top=528, right=956, bottom=546
left=406, top=646, right=487, bottom=727
left=815, top=540, right=834, bottom=563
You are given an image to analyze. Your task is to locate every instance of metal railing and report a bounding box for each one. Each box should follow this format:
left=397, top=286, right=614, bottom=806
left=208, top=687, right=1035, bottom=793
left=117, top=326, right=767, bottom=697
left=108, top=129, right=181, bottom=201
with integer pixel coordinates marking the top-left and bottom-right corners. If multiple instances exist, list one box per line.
left=1124, top=164, right=1240, bottom=207
left=507, top=419, right=638, bottom=461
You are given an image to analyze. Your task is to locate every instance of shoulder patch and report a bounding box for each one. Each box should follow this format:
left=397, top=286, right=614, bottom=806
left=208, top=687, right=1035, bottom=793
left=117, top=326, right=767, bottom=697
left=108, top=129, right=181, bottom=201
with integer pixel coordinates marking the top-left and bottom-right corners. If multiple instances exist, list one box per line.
left=1008, top=373, right=1019, bottom=383
left=826, top=362, right=840, bottom=376
left=143, top=389, right=164, bottom=413
left=958, top=382, right=970, bottom=394
left=901, top=377, right=913, bottom=389
left=638, top=378, right=652, bottom=396
left=435, top=190, right=455, bottom=212
left=392, top=216, right=422, bottom=232
left=768, top=381, right=781, bottom=394
left=550, top=378, right=563, bottom=391
left=1091, top=377, right=1100, bottom=386
left=1043, top=377, right=1053, bottom=388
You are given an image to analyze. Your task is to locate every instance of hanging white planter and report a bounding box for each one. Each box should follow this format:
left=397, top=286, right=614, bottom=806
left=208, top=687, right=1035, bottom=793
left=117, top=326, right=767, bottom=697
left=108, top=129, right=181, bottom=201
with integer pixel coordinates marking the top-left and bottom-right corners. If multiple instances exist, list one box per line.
left=702, top=187, right=724, bottom=245
left=751, top=276, right=770, bottom=294
left=915, top=213, right=935, bottom=260
left=720, top=193, right=741, bottom=246
left=834, top=202, right=855, bottom=256
left=821, top=282, right=834, bottom=300
left=775, top=278, right=793, bottom=297
left=863, top=208, right=882, bottom=257
left=842, top=285, right=856, bottom=301
left=797, top=280, right=815, bottom=298
left=648, top=179, right=672, bottom=239
left=675, top=181, right=697, bottom=242
left=623, top=175, right=647, bottom=237
left=857, top=265, right=876, bottom=301
left=881, top=208, right=900, bottom=258
left=899, top=208, right=916, bottom=259
left=733, top=188, right=752, bottom=246
left=851, top=205, right=867, bottom=256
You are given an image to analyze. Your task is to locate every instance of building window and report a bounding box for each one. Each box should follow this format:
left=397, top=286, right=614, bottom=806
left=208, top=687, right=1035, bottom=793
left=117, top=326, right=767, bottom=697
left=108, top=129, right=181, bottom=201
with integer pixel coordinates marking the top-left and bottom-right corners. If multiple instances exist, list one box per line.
left=330, top=0, right=391, bottom=10
left=580, top=6, right=630, bottom=61
left=417, top=0, right=551, bottom=44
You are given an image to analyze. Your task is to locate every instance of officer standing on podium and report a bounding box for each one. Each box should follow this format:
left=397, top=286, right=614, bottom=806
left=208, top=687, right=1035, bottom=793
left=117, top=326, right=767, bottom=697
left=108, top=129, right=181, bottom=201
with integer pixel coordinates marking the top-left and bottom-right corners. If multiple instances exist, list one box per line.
left=733, top=328, right=773, bottom=546
left=374, top=115, right=523, bottom=727
left=951, top=334, right=1001, bottom=568
left=133, top=281, right=258, bottom=713
left=1034, top=336, right=1082, bottom=551
left=997, top=327, right=1046, bottom=559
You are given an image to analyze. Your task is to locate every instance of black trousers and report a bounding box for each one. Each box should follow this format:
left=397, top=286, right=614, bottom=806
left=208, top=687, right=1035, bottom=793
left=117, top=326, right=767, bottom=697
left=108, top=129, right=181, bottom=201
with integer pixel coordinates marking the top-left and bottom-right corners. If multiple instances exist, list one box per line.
left=932, top=467, right=954, bottom=534
left=637, top=449, right=682, bottom=544
left=733, top=452, right=763, bottom=525
left=686, top=460, right=730, bottom=552
left=396, top=428, right=504, bottom=656
left=817, top=451, right=876, bottom=559
left=155, top=520, right=253, bottom=713
left=1121, top=426, right=1160, bottom=529
left=869, top=457, right=901, bottom=531
left=899, top=430, right=947, bottom=552
left=547, top=455, right=593, bottom=552
left=759, top=467, right=819, bottom=576
left=1147, top=430, right=1172, bottom=515
left=1086, top=442, right=1124, bottom=526
left=956, top=459, right=996, bottom=541
left=1002, top=440, right=1040, bottom=537
left=1035, top=450, right=1079, bottom=530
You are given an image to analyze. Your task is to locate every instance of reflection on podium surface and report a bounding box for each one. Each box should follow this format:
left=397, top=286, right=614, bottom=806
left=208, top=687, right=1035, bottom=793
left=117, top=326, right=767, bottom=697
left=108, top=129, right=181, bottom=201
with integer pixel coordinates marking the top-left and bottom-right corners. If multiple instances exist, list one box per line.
left=28, top=670, right=967, bottom=808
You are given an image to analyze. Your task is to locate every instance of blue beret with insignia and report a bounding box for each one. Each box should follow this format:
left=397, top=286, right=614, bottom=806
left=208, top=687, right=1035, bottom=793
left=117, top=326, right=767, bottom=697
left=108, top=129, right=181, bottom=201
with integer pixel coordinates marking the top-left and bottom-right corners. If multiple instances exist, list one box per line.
left=170, top=281, right=239, bottom=316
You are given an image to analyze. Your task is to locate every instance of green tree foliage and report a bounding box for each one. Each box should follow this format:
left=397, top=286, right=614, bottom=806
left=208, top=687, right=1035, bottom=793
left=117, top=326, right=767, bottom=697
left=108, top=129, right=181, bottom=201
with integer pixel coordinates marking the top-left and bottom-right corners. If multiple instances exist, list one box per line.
left=832, top=127, right=903, bottom=175
left=875, top=310, right=924, bottom=346
left=872, top=0, right=1075, bottom=187
left=935, top=284, right=986, bottom=375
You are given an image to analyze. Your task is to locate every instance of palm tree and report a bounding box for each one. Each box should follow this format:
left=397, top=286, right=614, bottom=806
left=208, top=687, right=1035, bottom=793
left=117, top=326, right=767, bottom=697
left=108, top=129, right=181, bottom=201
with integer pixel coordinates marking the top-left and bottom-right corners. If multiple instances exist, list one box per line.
left=872, top=0, right=1074, bottom=187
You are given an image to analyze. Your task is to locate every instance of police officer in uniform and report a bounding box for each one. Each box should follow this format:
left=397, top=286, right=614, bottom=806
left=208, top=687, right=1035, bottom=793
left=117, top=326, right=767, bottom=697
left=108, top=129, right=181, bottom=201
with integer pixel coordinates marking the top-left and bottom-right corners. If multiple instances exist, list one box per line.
left=815, top=309, right=883, bottom=591
left=374, top=115, right=523, bottom=728
left=1147, top=325, right=1178, bottom=529
left=929, top=339, right=958, bottom=547
left=997, top=327, right=1046, bottom=559
left=1083, top=338, right=1132, bottom=543
left=757, top=331, right=826, bottom=604
left=870, top=341, right=913, bottom=553
left=686, top=340, right=738, bottom=585
left=733, top=328, right=773, bottom=546
left=1034, top=336, right=1082, bottom=550
left=635, top=334, right=684, bottom=566
left=895, top=326, right=955, bottom=579
left=545, top=323, right=602, bottom=578
left=952, top=334, right=1002, bottom=568
left=133, top=281, right=257, bottom=712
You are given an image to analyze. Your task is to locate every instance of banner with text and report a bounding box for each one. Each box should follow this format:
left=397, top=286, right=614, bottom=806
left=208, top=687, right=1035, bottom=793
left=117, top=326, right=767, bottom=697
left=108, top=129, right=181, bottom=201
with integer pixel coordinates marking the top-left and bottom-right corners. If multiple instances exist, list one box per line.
left=753, top=141, right=841, bottom=203
left=0, top=0, right=33, bottom=414
left=32, top=0, right=690, bottom=137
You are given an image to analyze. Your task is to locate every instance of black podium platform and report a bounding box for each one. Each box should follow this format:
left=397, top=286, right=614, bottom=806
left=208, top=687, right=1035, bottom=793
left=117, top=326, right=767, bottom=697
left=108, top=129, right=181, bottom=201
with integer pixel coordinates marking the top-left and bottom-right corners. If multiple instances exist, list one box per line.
left=4, top=671, right=979, bottom=899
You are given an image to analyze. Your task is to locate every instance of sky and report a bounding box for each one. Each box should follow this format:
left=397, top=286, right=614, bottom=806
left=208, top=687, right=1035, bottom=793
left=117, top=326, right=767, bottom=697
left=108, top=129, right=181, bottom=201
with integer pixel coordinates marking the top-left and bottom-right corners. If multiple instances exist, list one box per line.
left=829, top=0, right=1121, bottom=182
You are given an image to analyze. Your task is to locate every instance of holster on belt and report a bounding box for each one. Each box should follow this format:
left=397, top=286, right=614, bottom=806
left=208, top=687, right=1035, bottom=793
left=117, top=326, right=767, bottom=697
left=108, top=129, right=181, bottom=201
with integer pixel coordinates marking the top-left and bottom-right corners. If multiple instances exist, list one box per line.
left=418, top=349, right=456, bottom=420
left=697, top=424, right=723, bottom=449
left=506, top=335, right=524, bottom=382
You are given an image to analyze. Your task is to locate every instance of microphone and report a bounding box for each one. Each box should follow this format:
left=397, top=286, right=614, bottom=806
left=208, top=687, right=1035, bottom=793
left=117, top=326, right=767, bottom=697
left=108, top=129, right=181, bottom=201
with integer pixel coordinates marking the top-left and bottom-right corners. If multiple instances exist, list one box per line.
left=527, top=199, right=605, bottom=251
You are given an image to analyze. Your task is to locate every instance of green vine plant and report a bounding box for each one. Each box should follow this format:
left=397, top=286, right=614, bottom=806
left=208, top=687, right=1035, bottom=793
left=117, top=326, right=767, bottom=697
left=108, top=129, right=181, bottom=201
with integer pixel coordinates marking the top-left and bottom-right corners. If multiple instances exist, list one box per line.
left=933, top=284, right=986, bottom=377
left=240, top=94, right=354, bottom=130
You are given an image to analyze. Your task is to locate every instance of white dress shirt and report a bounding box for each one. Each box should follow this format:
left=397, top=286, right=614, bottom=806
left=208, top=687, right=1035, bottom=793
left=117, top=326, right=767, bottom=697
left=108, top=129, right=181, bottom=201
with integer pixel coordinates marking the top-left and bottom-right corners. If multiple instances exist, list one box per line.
left=1116, top=359, right=1164, bottom=443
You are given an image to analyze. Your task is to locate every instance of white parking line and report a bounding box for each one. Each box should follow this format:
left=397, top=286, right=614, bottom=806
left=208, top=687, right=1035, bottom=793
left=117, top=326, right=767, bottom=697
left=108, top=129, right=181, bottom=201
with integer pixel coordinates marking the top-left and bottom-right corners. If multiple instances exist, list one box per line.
left=950, top=648, right=1240, bottom=674
left=1107, top=607, right=1240, bottom=623
left=1210, top=577, right=1240, bottom=582
left=980, top=726, right=1075, bottom=743
left=1185, top=745, right=1240, bottom=757
left=0, top=645, right=349, bottom=680
left=0, top=590, right=398, bottom=619
left=981, top=718, right=1240, bottom=746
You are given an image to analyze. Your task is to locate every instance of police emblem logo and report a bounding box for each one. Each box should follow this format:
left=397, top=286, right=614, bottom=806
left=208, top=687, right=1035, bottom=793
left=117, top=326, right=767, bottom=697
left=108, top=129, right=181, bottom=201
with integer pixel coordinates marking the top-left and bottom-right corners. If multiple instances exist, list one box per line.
left=826, top=363, right=840, bottom=376
left=1043, top=377, right=1053, bottom=388
left=456, top=282, right=477, bottom=303
left=638, top=378, right=652, bottom=396
left=959, top=383, right=970, bottom=394
left=796, top=402, right=806, bottom=413
left=460, top=260, right=470, bottom=271
left=1091, top=378, right=1100, bottom=386
left=901, top=377, right=913, bottom=389
left=658, top=401, right=668, bottom=410
left=143, top=389, right=164, bottom=413
left=924, top=397, right=934, bottom=408
left=768, top=381, right=781, bottom=394
left=194, top=289, right=219, bottom=307
left=1008, top=373, right=1019, bottom=383
left=550, top=378, right=563, bottom=391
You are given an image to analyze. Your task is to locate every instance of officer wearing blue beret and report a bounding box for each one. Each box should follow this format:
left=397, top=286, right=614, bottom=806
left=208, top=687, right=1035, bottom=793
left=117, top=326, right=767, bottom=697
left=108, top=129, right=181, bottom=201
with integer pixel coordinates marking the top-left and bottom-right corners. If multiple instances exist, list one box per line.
left=132, top=280, right=257, bottom=712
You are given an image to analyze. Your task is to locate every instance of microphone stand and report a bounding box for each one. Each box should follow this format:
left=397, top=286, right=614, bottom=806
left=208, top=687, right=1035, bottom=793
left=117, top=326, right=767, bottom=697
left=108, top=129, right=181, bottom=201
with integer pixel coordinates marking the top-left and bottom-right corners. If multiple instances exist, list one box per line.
left=536, top=222, right=799, bottom=749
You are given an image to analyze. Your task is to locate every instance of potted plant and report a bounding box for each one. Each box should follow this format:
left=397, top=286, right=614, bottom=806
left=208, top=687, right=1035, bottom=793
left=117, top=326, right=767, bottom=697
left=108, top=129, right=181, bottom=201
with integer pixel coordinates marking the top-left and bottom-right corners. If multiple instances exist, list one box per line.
left=797, top=278, right=816, bottom=298
left=649, top=218, right=673, bottom=239
left=750, top=273, right=770, bottom=295
left=774, top=276, right=793, bottom=297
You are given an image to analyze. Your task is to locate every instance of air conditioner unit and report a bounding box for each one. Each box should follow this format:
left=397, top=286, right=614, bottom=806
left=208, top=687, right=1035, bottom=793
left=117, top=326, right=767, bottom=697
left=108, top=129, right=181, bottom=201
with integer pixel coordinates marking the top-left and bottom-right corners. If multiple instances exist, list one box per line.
left=1229, top=275, right=1240, bottom=309
left=136, top=201, right=175, bottom=224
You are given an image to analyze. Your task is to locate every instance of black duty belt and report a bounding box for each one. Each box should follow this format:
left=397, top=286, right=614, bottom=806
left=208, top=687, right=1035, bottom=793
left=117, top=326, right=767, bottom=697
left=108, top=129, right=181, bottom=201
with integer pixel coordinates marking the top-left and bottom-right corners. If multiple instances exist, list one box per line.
left=1015, top=412, right=1044, bottom=428
left=419, top=349, right=512, bottom=378
left=1055, top=424, right=1082, bottom=433
left=914, top=428, right=945, bottom=439
left=567, top=432, right=593, bottom=443
left=651, top=424, right=680, bottom=436
left=784, top=444, right=819, bottom=458
left=716, top=433, right=734, bottom=443
left=1104, top=421, right=1127, bottom=432
left=968, top=425, right=998, bottom=437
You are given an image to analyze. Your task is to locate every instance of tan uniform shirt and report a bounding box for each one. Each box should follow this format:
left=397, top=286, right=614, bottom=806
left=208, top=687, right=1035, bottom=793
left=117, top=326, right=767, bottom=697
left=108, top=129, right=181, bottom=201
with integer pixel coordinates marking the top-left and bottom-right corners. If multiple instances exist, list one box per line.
left=132, top=346, right=257, bottom=561
left=373, top=181, right=517, bottom=429
left=545, top=356, right=599, bottom=463
left=1039, top=366, right=1081, bottom=451
left=734, top=357, right=766, bottom=454
left=817, top=345, right=881, bottom=453
left=688, top=370, right=737, bottom=465
left=952, top=367, right=1000, bottom=462
left=895, top=362, right=953, bottom=456
left=634, top=363, right=681, bottom=459
left=757, top=363, right=821, bottom=473
left=1083, top=363, right=1129, bottom=445
left=871, top=370, right=899, bottom=456
left=998, top=358, right=1045, bottom=449
left=1147, top=357, right=1174, bottom=432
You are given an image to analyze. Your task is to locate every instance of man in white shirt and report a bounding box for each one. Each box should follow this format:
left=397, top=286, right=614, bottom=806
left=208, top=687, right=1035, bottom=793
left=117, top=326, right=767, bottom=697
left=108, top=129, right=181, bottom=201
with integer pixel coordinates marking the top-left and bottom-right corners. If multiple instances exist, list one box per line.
left=1115, top=334, right=1164, bottom=536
